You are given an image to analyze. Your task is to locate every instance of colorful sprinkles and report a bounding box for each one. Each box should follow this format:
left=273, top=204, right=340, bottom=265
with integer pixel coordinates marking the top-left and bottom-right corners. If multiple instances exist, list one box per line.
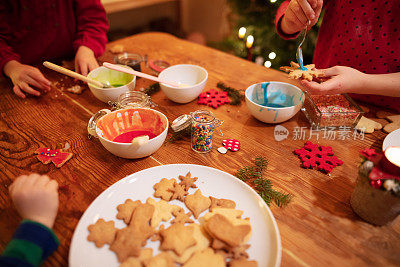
left=191, top=111, right=215, bottom=153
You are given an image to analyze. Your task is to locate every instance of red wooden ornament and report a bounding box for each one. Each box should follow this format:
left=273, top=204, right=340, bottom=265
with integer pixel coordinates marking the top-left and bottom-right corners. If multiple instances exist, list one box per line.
left=198, top=89, right=231, bottom=109
left=35, top=148, right=73, bottom=168
left=294, top=141, right=343, bottom=174
left=222, top=139, right=241, bottom=152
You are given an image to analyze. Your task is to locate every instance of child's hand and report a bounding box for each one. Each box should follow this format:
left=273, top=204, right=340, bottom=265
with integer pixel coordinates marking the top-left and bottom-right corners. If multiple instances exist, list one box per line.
left=281, top=0, right=323, bottom=35
left=75, top=46, right=99, bottom=76
left=3, top=60, right=51, bottom=99
left=9, top=174, right=59, bottom=229
left=300, top=66, right=367, bottom=95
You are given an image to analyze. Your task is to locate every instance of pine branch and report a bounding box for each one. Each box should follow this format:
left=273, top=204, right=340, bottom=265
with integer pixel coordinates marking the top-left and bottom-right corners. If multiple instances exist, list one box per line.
left=143, top=83, right=160, bottom=95
left=217, top=82, right=244, bottom=105
left=234, top=157, right=292, bottom=207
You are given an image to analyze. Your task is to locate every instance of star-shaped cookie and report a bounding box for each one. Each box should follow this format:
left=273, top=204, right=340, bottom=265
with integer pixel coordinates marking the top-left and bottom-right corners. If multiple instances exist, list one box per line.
left=116, top=199, right=142, bottom=224
left=280, top=61, right=324, bottom=81
left=178, top=172, right=198, bottom=191
left=153, top=178, right=176, bottom=201
left=160, top=223, right=197, bottom=256
left=146, top=198, right=181, bottom=228
left=169, top=183, right=188, bottom=202
left=87, top=219, right=117, bottom=248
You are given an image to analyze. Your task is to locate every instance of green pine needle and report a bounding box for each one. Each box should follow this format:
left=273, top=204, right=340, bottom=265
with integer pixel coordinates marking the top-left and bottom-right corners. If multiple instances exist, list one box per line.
left=235, top=157, right=292, bottom=207
left=143, top=83, right=160, bottom=96
left=217, top=82, right=244, bottom=105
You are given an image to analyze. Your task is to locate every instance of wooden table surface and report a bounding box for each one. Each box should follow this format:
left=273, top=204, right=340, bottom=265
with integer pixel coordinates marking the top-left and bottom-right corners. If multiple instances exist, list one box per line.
left=0, top=32, right=399, bottom=266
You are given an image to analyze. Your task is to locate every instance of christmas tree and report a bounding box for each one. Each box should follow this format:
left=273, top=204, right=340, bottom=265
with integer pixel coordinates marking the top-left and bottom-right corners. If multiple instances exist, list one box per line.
left=211, top=0, right=321, bottom=70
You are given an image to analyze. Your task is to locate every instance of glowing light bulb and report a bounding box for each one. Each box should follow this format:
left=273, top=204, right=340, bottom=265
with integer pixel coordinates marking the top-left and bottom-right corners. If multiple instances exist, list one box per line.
left=264, top=61, right=272, bottom=68
left=238, top=27, right=246, bottom=39
left=246, top=35, right=254, bottom=48
left=268, top=52, right=276, bottom=59
left=270, top=0, right=277, bottom=3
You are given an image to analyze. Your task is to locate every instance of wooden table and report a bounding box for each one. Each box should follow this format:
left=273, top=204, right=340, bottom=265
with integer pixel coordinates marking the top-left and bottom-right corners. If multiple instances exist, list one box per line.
left=0, top=33, right=399, bottom=266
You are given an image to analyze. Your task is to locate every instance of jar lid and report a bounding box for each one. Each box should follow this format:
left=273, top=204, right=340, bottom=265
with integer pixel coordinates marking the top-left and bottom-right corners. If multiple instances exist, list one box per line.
left=114, top=53, right=144, bottom=65
left=87, top=109, right=111, bottom=138
left=171, top=114, right=192, bottom=132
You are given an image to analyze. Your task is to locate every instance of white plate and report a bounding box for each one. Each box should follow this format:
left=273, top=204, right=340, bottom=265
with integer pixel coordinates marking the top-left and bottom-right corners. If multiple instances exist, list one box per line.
left=383, top=129, right=400, bottom=151
left=69, top=164, right=281, bottom=267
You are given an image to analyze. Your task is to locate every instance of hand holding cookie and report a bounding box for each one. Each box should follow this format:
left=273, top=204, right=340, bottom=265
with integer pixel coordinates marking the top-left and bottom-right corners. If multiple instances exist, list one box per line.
left=300, top=66, right=367, bottom=95
left=9, top=174, right=59, bottom=229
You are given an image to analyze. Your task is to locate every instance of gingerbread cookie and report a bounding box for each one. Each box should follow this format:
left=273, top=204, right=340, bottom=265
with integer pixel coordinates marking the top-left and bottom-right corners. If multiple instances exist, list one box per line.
left=178, top=172, right=198, bottom=191
left=116, top=199, right=142, bottom=224
left=167, top=224, right=210, bottom=264
left=120, top=248, right=153, bottom=267
left=169, top=183, right=188, bottom=202
left=280, top=61, right=324, bottom=81
left=146, top=198, right=181, bottom=228
left=35, top=147, right=73, bottom=168
left=87, top=219, right=117, bottom=248
left=183, top=248, right=225, bottom=267
left=110, top=227, right=148, bottom=262
left=153, top=178, right=176, bottom=201
left=159, top=223, right=197, bottom=256
left=184, top=189, right=211, bottom=219
left=204, top=214, right=251, bottom=248
left=171, top=209, right=194, bottom=224
left=209, top=196, right=236, bottom=211
left=356, top=116, right=382, bottom=133
left=384, top=115, right=400, bottom=133
left=130, top=203, right=155, bottom=242
left=143, top=252, right=175, bottom=267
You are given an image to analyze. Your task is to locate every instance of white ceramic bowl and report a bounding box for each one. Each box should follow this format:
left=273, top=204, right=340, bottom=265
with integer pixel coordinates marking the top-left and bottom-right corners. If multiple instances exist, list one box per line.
left=245, top=82, right=305, bottom=124
left=87, top=66, right=136, bottom=103
left=158, top=64, right=208, bottom=103
left=95, top=108, right=168, bottom=159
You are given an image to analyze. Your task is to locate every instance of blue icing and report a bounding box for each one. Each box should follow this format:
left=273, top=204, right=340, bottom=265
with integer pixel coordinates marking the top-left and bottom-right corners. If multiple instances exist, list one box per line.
left=296, top=48, right=308, bottom=71
left=273, top=109, right=279, bottom=122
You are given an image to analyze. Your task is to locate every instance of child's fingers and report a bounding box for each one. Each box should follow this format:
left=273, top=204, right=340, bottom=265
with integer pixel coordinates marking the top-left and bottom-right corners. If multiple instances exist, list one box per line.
left=291, top=2, right=308, bottom=26
left=34, top=175, right=50, bottom=188
left=298, top=0, right=316, bottom=21
left=28, top=69, right=51, bottom=90
left=24, top=76, right=47, bottom=91
left=46, top=179, right=59, bottom=192
left=88, top=60, right=99, bottom=73
left=301, top=78, right=341, bottom=94
left=13, top=85, right=26, bottom=98
left=287, top=7, right=307, bottom=29
left=79, top=62, right=89, bottom=77
left=19, top=82, right=41, bottom=96
left=321, top=66, right=341, bottom=77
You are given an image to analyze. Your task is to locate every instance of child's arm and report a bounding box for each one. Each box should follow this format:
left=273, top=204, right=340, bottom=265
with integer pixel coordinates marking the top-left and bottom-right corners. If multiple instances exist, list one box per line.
left=0, top=174, right=59, bottom=267
left=0, top=3, right=51, bottom=98
left=275, top=0, right=323, bottom=38
left=301, top=66, right=400, bottom=97
left=73, top=0, right=109, bottom=76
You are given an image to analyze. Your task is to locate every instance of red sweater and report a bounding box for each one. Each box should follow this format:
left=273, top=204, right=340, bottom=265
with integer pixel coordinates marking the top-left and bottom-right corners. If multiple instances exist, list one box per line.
left=0, top=0, right=108, bottom=73
left=276, top=0, right=400, bottom=112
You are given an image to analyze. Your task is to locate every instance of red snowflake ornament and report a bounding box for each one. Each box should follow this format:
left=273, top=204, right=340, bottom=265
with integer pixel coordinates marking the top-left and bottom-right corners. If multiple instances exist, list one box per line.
left=35, top=148, right=73, bottom=168
left=222, top=139, right=241, bottom=152
left=294, top=141, right=343, bottom=173
left=198, top=89, right=231, bottom=109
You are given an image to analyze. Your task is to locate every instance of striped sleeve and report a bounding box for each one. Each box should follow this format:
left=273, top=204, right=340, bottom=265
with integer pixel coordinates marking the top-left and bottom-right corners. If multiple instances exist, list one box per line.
left=0, top=220, right=59, bottom=267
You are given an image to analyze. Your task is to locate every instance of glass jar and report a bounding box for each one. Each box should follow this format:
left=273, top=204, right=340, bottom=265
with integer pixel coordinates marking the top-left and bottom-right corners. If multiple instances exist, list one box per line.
left=190, top=110, right=222, bottom=153
left=114, top=53, right=146, bottom=73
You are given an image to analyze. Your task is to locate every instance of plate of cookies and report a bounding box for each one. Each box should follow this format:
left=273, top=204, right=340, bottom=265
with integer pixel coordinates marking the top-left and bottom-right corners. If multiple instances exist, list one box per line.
left=69, top=164, right=281, bottom=267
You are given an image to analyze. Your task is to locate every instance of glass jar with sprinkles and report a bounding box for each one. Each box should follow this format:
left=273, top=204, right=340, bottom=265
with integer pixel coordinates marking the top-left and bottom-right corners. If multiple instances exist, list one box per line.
left=190, top=110, right=222, bottom=153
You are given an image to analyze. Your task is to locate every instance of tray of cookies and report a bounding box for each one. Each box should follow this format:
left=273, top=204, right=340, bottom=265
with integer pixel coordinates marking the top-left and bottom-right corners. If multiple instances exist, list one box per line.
left=69, top=164, right=281, bottom=266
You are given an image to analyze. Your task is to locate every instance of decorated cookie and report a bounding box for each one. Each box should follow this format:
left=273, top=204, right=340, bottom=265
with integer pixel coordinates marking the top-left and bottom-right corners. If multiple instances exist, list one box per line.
left=120, top=248, right=153, bottom=267
left=35, top=148, right=73, bottom=168
left=143, top=252, right=175, bottom=267
left=146, top=198, right=181, bottom=228
left=171, top=209, right=194, bottom=224
left=159, top=223, right=197, bottom=256
left=184, top=190, right=211, bottom=219
left=198, top=89, right=231, bottom=109
left=222, top=139, right=241, bottom=152
left=178, top=172, right=198, bottom=191
left=169, top=183, right=188, bottom=202
left=183, top=248, right=225, bottom=267
left=153, top=178, right=176, bottom=201
left=87, top=219, right=117, bottom=248
left=204, top=214, right=251, bottom=248
left=294, top=141, right=343, bottom=173
left=209, top=197, right=236, bottom=212
left=116, top=199, right=142, bottom=224
left=280, top=61, right=324, bottom=81
left=167, top=224, right=210, bottom=264
left=356, top=116, right=382, bottom=133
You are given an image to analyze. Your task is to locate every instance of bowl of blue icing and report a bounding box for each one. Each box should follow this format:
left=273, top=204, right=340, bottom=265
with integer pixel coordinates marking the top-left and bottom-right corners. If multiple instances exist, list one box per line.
left=245, top=82, right=304, bottom=124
